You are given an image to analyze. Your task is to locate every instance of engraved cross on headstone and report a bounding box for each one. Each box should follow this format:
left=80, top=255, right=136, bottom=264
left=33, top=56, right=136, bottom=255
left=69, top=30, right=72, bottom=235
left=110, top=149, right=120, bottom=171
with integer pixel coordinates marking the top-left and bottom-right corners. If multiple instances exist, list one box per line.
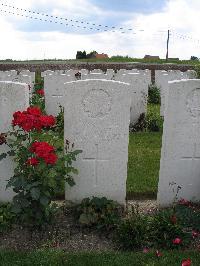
left=82, top=143, right=109, bottom=187
left=181, top=143, right=200, bottom=162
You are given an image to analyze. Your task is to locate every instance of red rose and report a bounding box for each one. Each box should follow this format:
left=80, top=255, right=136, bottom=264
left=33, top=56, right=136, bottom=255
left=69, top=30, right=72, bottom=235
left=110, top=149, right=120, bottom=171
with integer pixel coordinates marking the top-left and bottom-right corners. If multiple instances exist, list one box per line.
left=36, top=89, right=44, bottom=96
left=44, top=153, right=58, bottom=165
left=39, top=115, right=56, bottom=128
left=27, top=107, right=42, bottom=116
left=182, top=258, right=191, bottom=266
left=171, top=215, right=177, bottom=224
left=155, top=250, right=162, bottom=257
left=172, top=238, right=182, bottom=244
left=29, top=142, right=57, bottom=165
left=178, top=199, right=191, bottom=206
left=192, top=230, right=199, bottom=238
left=12, top=107, right=56, bottom=132
left=26, top=157, right=39, bottom=166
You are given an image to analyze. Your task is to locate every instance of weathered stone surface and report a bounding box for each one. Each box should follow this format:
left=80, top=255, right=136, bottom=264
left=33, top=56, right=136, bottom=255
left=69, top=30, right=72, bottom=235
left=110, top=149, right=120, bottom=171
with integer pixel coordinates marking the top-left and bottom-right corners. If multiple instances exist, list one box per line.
left=41, top=70, right=54, bottom=77
left=115, top=72, right=149, bottom=124
left=44, top=74, right=74, bottom=116
left=158, top=79, right=200, bottom=207
left=63, top=79, right=131, bottom=204
left=155, top=70, right=186, bottom=116
left=0, top=82, right=29, bottom=202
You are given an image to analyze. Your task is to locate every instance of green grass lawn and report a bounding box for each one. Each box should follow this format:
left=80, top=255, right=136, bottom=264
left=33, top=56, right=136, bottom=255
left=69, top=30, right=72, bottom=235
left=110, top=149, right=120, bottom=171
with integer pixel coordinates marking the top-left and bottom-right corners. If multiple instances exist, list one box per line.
left=127, top=131, right=162, bottom=198
left=126, top=104, right=162, bottom=198
left=0, top=249, right=199, bottom=266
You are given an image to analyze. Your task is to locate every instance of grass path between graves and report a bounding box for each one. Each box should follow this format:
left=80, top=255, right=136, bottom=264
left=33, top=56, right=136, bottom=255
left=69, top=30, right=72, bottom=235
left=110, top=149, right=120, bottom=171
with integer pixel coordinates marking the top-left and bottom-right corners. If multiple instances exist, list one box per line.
left=0, top=249, right=199, bottom=266
left=127, top=131, right=162, bottom=198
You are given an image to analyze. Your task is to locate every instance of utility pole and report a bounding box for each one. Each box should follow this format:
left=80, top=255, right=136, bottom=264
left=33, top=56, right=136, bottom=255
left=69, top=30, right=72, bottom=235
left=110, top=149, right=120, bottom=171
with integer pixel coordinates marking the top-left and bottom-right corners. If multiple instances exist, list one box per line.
left=166, top=29, right=170, bottom=61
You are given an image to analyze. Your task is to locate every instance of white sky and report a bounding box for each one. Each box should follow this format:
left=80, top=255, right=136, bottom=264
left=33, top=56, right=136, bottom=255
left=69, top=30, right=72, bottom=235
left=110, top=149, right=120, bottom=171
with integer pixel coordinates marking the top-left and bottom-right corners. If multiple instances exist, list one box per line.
left=0, top=0, right=199, bottom=60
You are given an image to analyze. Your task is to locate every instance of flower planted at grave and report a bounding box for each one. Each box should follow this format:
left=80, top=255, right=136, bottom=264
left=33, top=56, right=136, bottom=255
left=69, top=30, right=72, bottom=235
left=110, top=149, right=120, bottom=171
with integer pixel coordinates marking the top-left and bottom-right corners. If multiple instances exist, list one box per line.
left=0, top=106, right=82, bottom=227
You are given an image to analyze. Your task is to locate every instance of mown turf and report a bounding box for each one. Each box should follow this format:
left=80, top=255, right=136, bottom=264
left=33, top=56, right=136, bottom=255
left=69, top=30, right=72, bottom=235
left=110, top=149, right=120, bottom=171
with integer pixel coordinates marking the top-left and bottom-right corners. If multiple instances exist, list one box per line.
left=127, top=104, right=162, bottom=197
left=0, top=249, right=199, bottom=266
left=127, top=131, right=162, bottom=197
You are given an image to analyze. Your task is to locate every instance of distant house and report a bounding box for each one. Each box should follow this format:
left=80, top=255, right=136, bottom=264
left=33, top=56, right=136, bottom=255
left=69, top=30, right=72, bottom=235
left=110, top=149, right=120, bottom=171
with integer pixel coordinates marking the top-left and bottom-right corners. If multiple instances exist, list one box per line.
left=168, top=58, right=179, bottom=61
left=93, top=53, right=109, bottom=59
left=144, top=55, right=160, bottom=60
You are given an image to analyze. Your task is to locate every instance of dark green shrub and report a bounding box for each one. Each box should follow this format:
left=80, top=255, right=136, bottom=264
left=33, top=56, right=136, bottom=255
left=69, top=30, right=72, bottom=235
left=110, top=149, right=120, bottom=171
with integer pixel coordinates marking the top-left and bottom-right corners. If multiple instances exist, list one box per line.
left=54, top=106, right=64, bottom=136
left=146, top=105, right=163, bottom=132
left=175, top=203, right=200, bottom=231
left=0, top=203, right=15, bottom=233
left=115, top=206, right=150, bottom=250
left=148, top=84, right=161, bottom=104
left=130, top=105, right=163, bottom=132
left=149, top=208, right=191, bottom=249
left=130, top=113, right=147, bottom=132
left=75, top=197, right=122, bottom=230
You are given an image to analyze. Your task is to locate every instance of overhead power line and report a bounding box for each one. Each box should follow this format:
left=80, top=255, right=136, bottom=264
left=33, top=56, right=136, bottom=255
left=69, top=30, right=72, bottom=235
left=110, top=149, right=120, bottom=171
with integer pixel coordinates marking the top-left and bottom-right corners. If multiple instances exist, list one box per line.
left=0, top=1, right=199, bottom=45
left=0, top=1, right=167, bottom=34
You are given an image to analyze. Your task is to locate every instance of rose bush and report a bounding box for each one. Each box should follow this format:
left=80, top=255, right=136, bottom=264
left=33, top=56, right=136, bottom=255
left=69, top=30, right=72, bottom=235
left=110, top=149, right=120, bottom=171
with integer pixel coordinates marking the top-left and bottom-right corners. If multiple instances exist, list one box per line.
left=0, top=106, right=81, bottom=227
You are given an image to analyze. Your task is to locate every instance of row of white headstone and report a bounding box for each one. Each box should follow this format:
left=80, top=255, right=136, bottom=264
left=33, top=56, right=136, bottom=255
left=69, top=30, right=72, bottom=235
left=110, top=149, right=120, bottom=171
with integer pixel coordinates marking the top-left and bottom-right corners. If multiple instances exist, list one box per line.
left=42, top=69, right=151, bottom=125
left=155, top=70, right=197, bottom=116
left=0, top=70, right=35, bottom=92
left=0, top=71, right=200, bottom=207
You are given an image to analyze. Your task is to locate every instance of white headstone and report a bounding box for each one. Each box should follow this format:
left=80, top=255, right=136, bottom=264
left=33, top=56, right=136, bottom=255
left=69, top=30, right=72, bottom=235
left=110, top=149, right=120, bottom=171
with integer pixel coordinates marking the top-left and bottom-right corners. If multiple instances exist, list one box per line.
left=158, top=79, right=200, bottom=207
left=41, top=70, right=54, bottom=77
left=156, top=70, right=185, bottom=116
left=20, top=70, right=35, bottom=84
left=115, top=72, right=149, bottom=124
left=44, top=74, right=74, bottom=116
left=0, top=82, right=29, bottom=202
left=90, top=69, right=103, bottom=74
left=64, top=79, right=131, bottom=204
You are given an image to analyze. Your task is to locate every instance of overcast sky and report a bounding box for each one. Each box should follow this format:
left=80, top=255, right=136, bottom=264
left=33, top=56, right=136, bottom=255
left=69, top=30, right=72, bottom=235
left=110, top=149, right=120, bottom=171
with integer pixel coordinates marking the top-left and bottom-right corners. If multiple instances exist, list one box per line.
left=0, top=0, right=199, bottom=60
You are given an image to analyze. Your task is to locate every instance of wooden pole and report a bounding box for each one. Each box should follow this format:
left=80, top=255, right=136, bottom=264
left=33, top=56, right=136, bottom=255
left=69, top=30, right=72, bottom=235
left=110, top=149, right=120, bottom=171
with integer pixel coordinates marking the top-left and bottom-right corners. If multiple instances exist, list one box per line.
left=166, top=29, right=170, bottom=61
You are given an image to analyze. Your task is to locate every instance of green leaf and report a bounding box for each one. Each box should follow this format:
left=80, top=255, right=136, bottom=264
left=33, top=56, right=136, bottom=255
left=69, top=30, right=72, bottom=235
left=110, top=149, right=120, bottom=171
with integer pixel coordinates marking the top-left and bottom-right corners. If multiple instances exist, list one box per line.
left=7, top=150, right=15, bottom=156
left=65, top=177, right=75, bottom=187
left=30, top=187, right=40, bottom=200
left=11, top=204, right=21, bottom=214
left=0, top=153, right=7, bottom=161
left=73, top=150, right=82, bottom=155
left=40, top=196, right=49, bottom=206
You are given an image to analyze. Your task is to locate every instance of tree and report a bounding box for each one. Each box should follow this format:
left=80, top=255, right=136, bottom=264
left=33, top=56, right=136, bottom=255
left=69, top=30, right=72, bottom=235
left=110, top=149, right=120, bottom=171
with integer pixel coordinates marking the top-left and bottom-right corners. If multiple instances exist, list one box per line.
left=190, top=56, right=199, bottom=61
left=76, top=50, right=87, bottom=59
left=86, top=51, right=97, bottom=59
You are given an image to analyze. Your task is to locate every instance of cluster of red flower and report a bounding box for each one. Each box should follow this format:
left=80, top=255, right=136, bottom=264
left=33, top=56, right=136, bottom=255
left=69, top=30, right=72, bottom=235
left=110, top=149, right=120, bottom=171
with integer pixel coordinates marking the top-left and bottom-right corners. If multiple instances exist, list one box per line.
left=36, top=89, right=44, bottom=96
left=12, top=107, right=55, bottom=131
left=27, top=141, right=58, bottom=166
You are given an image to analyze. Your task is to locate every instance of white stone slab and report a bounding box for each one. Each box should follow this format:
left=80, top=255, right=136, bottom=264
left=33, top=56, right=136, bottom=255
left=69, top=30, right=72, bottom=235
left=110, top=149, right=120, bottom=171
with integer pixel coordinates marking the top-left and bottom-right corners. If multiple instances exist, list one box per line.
left=115, top=72, right=149, bottom=124
left=155, top=70, right=186, bottom=116
left=64, top=79, right=131, bottom=204
left=44, top=74, right=75, bottom=116
left=41, top=70, right=54, bottom=77
left=158, top=79, right=200, bottom=207
left=90, top=69, right=103, bottom=74
left=0, top=82, right=29, bottom=202
left=20, top=70, right=35, bottom=84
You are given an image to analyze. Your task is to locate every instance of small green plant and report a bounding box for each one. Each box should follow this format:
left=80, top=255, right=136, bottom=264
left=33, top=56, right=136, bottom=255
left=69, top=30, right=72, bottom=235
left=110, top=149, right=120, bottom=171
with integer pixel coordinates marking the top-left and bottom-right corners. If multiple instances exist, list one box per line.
left=146, top=105, right=163, bottom=132
left=0, top=202, right=15, bottom=233
left=149, top=208, right=191, bottom=249
left=54, top=106, right=64, bottom=136
left=130, top=105, right=163, bottom=132
left=175, top=201, right=200, bottom=232
left=31, top=82, right=45, bottom=111
left=148, top=84, right=161, bottom=104
left=75, top=197, right=122, bottom=230
left=115, top=205, right=150, bottom=250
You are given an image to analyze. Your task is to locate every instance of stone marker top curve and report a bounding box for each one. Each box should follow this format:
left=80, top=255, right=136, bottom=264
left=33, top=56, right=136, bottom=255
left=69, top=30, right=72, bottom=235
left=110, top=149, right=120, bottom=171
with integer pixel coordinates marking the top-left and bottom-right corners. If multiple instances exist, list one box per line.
left=64, top=79, right=130, bottom=86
